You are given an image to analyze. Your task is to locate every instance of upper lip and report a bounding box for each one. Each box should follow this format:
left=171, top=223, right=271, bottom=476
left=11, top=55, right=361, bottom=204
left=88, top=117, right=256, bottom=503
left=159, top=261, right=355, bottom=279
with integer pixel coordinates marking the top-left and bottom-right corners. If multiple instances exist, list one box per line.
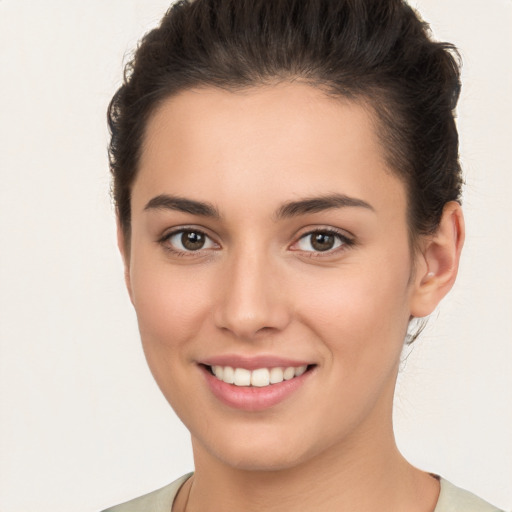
left=200, top=354, right=314, bottom=370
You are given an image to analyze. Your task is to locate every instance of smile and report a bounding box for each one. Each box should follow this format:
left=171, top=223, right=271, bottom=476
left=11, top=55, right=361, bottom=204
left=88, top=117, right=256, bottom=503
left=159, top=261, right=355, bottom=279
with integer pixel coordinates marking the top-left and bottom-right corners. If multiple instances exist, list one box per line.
left=201, top=360, right=315, bottom=411
left=210, top=365, right=308, bottom=387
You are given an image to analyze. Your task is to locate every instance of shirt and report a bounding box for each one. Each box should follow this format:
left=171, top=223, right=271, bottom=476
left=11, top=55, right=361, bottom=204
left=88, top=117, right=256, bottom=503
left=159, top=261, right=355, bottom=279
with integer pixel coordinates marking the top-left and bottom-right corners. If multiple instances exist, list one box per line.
left=102, top=473, right=504, bottom=512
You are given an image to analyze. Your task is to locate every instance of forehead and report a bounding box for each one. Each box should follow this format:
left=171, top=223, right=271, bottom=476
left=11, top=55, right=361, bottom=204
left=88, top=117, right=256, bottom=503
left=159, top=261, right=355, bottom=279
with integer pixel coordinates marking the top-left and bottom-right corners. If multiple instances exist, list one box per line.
left=134, top=83, right=406, bottom=219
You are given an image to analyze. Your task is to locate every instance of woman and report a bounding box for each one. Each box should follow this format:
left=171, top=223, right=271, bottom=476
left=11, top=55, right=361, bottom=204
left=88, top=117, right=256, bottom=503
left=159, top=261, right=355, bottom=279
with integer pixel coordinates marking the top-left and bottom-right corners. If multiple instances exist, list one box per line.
left=103, top=0, right=504, bottom=510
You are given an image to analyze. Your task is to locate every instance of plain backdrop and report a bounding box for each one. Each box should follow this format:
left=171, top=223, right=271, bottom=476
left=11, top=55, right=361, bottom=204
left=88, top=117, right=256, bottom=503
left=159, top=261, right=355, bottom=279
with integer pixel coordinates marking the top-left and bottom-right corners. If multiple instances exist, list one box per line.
left=0, top=1, right=511, bottom=511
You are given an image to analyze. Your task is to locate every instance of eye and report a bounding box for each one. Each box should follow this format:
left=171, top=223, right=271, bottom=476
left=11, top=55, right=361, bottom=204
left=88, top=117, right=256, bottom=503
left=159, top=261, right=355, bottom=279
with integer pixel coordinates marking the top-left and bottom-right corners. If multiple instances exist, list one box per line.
left=294, top=230, right=352, bottom=253
left=162, top=229, right=218, bottom=252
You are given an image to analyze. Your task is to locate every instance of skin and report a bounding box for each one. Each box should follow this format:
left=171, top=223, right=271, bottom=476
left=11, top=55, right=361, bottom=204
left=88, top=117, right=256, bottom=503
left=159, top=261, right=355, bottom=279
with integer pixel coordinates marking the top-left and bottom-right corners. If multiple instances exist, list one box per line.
left=118, top=83, right=464, bottom=512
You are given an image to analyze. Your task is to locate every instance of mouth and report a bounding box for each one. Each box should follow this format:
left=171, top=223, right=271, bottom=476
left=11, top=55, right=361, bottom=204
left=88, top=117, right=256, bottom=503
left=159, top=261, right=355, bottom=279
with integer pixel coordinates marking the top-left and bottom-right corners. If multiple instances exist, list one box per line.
left=204, top=364, right=313, bottom=388
left=199, top=357, right=316, bottom=410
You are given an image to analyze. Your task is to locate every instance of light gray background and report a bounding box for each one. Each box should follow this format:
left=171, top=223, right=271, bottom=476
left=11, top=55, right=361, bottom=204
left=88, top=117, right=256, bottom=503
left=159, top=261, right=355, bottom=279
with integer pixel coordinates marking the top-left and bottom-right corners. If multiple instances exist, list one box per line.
left=0, top=1, right=511, bottom=510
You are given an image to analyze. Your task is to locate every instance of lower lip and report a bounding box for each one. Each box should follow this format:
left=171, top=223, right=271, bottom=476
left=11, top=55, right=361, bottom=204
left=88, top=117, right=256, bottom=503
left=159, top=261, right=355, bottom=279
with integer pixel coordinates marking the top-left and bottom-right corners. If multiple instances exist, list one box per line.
left=201, top=366, right=312, bottom=411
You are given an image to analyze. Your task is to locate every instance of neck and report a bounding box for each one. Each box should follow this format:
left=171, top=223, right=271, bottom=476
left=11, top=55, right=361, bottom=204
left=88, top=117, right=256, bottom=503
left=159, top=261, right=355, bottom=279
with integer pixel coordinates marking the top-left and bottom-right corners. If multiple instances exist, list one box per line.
left=183, top=423, right=438, bottom=512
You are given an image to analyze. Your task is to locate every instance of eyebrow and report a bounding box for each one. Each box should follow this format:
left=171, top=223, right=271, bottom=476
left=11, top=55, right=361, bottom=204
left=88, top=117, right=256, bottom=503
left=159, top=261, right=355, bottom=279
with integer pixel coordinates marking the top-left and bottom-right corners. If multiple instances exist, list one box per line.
left=144, top=194, right=220, bottom=218
left=275, top=194, right=374, bottom=219
left=143, top=192, right=374, bottom=220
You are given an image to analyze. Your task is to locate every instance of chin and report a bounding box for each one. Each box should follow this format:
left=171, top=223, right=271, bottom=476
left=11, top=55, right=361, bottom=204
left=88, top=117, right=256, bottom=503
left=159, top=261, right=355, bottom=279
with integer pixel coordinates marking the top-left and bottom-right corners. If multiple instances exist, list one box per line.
left=191, top=422, right=324, bottom=473
left=214, top=445, right=308, bottom=472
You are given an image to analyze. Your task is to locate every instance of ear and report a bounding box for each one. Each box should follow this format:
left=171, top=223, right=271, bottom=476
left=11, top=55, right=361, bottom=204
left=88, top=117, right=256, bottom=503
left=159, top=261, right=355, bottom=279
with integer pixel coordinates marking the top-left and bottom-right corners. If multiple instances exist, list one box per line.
left=116, top=212, right=134, bottom=304
left=410, top=201, right=465, bottom=318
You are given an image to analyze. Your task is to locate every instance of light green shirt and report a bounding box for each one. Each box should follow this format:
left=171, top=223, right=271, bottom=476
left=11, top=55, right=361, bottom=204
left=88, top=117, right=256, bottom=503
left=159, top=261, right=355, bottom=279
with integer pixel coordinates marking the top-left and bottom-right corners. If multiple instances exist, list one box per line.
left=102, top=474, right=504, bottom=512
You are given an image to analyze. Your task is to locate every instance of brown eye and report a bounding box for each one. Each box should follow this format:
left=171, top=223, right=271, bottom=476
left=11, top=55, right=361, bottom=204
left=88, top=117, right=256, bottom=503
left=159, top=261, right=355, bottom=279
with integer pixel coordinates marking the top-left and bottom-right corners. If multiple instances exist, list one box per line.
left=165, top=229, right=217, bottom=252
left=181, top=230, right=205, bottom=250
left=295, top=230, right=348, bottom=253
left=310, top=233, right=336, bottom=251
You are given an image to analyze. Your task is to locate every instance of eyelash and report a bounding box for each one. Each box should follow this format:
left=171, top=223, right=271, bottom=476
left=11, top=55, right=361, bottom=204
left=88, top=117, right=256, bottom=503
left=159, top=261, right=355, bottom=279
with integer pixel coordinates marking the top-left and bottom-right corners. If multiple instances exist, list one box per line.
left=291, top=228, right=355, bottom=257
left=158, top=227, right=355, bottom=257
left=158, top=227, right=219, bottom=257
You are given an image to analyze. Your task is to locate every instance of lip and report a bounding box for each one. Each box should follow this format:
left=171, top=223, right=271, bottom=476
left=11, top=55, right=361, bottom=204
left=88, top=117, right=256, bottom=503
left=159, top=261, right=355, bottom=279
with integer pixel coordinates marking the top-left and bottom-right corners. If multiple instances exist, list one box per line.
left=201, top=354, right=312, bottom=370
left=199, top=358, right=315, bottom=412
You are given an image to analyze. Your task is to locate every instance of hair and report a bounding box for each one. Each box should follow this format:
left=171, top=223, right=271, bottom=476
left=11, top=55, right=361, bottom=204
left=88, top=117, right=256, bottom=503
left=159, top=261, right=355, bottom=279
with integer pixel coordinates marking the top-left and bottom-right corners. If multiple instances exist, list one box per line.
left=108, top=0, right=462, bottom=247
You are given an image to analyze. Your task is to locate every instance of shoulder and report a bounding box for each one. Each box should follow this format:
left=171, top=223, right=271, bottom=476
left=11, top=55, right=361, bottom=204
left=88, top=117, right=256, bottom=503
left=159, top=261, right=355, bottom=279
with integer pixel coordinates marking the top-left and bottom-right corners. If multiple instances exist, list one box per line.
left=435, top=478, right=505, bottom=512
left=101, top=473, right=192, bottom=512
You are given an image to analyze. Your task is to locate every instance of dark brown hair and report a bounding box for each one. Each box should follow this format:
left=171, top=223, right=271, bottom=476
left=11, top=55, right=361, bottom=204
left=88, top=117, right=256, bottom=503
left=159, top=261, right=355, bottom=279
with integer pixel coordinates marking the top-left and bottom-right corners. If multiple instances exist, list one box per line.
left=108, top=0, right=462, bottom=245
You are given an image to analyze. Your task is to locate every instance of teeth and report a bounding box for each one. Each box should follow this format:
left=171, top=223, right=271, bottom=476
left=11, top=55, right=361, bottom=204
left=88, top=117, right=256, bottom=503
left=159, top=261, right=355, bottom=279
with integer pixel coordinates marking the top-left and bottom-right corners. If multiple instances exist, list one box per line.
left=210, top=364, right=308, bottom=387
left=283, top=367, right=295, bottom=380
left=251, top=368, right=270, bottom=387
left=222, top=366, right=234, bottom=384
left=269, top=367, right=284, bottom=384
left=294, top=365, right=307, bottom=377
left=212, top=366, right=224, bottom=379
left=234, top=368, right=251, bottom=386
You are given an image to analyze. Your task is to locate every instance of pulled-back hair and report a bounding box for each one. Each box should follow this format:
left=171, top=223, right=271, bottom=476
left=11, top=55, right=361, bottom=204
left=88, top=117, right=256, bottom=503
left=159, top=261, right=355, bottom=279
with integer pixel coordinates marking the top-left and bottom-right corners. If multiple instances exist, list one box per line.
left=108, top=0, right=462, bottom=244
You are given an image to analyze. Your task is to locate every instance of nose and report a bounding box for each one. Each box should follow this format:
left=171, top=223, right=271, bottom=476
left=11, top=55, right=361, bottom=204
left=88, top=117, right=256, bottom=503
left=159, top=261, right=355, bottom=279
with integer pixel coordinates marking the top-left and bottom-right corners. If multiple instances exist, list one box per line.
left=213, top=247, right=291, bottom=340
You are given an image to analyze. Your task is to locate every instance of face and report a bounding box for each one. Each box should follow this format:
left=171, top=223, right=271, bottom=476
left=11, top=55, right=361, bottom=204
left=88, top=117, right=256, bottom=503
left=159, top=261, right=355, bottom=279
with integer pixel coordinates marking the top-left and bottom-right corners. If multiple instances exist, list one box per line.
left=124, top=83, right=425, bottom=471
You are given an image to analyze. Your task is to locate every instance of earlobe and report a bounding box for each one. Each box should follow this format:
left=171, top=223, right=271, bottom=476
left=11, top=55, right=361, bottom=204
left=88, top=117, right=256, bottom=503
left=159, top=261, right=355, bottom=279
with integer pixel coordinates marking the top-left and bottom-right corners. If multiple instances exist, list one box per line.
left=116, top=213, right=134, bottom=303
left=410, top=201, right=465, bottom=318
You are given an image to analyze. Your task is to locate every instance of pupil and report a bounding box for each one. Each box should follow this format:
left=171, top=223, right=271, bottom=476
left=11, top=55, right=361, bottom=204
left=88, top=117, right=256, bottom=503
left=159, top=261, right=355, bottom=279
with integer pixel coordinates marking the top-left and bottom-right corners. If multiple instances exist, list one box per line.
left=312, top=233, right=334, bottom=251
left=182, top=231, right=205, bottom=250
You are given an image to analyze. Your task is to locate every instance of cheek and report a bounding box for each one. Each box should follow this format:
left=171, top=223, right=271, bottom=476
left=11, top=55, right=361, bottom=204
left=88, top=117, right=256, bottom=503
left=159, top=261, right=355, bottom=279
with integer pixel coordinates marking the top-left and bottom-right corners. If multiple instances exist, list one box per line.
left=129, top=262, right=215, bottom=413
left=295, top=255, right=413, bottom=364
left=129, top=258, right=213, bottom=357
